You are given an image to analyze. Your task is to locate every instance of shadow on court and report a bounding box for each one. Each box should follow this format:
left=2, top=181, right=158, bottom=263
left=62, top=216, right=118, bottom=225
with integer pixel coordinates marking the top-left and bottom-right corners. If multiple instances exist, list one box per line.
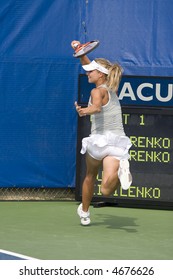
left=92, top=214, right=138, bottom=232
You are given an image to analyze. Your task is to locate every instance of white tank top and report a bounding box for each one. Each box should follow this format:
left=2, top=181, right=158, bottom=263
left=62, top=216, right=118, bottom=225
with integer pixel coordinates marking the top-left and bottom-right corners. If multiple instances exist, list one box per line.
left=88, top=84, right=125, bottom=136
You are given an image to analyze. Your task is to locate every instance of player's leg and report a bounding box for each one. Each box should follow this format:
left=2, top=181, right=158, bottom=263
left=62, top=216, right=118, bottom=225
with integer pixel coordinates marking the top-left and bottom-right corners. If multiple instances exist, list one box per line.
left=77, top=153, right=102, bottom=225
left=82, top=153, right=102, bottom=211
left=101, top=156, right=120, bottom=196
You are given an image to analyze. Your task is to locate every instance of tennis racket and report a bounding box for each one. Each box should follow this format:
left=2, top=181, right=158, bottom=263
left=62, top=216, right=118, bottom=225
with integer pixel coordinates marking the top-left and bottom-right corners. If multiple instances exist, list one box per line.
left=73, top=40, right=100, bottom=58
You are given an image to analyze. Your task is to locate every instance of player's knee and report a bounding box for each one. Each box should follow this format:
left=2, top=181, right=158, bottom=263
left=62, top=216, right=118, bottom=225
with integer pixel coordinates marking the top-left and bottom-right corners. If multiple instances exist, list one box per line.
left=100, top=186, right=111, bottom=197
left=85, top=173, right=96, bottom=184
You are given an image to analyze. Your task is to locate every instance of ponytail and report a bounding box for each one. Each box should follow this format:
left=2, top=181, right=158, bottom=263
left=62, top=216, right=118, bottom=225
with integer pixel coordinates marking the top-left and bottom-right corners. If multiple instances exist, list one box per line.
left=107, top=63, right=123, bottom=93
left=95, top=58, right=123, bottom=93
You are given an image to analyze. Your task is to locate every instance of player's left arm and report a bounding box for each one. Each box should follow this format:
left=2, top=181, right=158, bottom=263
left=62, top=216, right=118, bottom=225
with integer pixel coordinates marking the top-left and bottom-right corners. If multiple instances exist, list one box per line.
left=75, top=88, right=102, bottom=117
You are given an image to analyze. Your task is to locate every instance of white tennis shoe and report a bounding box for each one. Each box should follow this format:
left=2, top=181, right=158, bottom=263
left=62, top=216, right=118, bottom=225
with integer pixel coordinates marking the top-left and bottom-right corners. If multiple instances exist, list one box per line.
left=77, top=203, right=91, bottom=226
left=118, top=159, right=132, bottom=190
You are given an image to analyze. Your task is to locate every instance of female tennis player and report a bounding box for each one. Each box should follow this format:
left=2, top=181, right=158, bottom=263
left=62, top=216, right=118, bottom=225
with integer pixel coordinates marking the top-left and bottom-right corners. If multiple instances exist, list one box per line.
left=71, top=40, right=132, bottom=226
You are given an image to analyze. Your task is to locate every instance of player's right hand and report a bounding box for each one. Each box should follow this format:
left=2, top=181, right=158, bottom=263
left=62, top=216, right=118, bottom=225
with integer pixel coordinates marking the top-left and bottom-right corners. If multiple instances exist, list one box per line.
left=71, top=40, right=81, bottom=49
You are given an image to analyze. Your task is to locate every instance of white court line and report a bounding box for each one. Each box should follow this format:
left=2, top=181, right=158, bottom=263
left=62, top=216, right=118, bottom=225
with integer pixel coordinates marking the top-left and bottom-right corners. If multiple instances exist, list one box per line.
left=0, top=249, right=39, bottom=260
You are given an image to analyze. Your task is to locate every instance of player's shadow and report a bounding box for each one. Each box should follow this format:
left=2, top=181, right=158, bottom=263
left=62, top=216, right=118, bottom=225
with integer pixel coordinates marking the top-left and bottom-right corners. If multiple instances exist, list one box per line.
left=92, top=213, right=138, bottom=232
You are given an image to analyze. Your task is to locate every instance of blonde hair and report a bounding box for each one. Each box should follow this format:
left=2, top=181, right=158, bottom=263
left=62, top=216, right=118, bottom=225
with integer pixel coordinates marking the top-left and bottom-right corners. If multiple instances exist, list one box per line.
left=95, top=58, right=123, bottom=93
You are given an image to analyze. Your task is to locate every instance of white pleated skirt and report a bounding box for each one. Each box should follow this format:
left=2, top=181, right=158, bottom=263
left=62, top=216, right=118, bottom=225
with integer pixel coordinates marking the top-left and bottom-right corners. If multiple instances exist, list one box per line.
left=81, top=131, right=132, bottom=161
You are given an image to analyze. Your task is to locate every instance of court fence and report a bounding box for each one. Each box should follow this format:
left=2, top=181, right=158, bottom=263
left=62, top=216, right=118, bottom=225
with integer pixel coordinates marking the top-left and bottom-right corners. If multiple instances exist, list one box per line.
left=0, top=187, right=75, bottom=201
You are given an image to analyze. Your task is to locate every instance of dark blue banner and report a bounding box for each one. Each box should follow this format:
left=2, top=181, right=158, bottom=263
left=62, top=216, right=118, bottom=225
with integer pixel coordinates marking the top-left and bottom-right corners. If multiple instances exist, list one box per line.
left=119, top=76, right=173, bottom=107
left=79, top=75, right=173, bottom=108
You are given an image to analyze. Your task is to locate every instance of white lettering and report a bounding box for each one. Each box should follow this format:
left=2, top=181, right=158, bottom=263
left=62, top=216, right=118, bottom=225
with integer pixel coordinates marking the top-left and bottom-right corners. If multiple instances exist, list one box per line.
left=156, top=83, right=173, bottom=102
left=137, top=83, right=153, bottom=101
left=119, top=82, right=136, bottom=100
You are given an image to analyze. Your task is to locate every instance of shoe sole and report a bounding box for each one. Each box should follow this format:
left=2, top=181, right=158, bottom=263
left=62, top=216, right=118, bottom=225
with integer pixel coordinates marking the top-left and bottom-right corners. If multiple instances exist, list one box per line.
left=77, top=204, right=91, bottom=226
left=81, top=217, right=91, bottom=226
left=119, top=160, right=132, bottom=190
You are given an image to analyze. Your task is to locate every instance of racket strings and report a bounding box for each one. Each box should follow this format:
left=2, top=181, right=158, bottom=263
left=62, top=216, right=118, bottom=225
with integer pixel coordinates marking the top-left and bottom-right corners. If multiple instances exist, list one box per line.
left=74, top=42, right=91, bottom=54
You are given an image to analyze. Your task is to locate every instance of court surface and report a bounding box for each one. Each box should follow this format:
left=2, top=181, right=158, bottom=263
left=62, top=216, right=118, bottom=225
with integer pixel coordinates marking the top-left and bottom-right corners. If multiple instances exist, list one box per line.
left=0, top=201, right=172, bottom=260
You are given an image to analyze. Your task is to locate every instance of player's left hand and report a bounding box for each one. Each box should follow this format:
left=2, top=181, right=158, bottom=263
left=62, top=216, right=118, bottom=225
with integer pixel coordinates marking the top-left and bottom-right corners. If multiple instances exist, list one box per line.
left=74, top=101, right=86, bottom=117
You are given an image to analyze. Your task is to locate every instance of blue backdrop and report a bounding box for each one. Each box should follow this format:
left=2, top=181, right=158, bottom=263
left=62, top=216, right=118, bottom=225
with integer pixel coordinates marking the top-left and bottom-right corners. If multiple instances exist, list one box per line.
left=0, top=0, right=172, bottom=187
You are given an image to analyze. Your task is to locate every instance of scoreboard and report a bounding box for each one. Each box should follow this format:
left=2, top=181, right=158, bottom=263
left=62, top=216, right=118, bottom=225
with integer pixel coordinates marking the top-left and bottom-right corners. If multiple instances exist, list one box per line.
left=76, top=108, right=173, bottom=209
left=75, top=75, right=173, bottom=210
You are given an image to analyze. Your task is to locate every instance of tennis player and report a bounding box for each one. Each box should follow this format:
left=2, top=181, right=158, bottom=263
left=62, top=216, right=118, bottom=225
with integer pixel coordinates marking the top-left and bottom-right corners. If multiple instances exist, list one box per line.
left=72, top=40, right=132, bottom=226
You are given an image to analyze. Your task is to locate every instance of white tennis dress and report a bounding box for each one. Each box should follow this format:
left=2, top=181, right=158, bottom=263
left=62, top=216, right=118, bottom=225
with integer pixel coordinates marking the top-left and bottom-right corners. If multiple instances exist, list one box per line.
left=80, top=84, right=132, bottom=161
